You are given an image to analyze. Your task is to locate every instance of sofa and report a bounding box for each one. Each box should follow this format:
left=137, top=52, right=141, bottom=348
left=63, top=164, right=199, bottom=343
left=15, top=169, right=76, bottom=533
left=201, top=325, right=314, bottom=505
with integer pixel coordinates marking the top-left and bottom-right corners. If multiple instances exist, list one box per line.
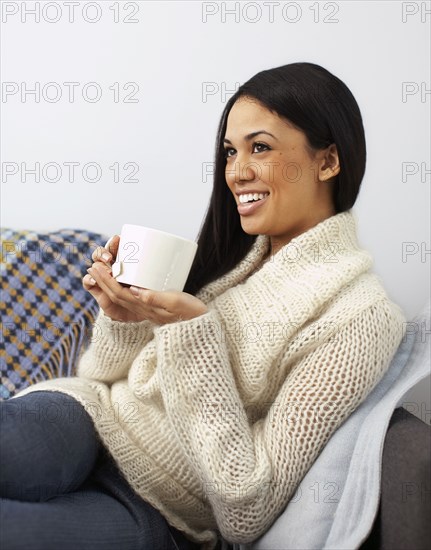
left=1, top=227, right=430, bottom=549
left=1, top=227, right=107, bottom=399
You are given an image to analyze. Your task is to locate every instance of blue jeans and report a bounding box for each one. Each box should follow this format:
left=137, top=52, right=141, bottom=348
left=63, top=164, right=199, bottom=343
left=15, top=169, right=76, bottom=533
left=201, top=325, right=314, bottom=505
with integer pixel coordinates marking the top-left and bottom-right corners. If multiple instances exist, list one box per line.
left=0, top=391, right=202, bottom=550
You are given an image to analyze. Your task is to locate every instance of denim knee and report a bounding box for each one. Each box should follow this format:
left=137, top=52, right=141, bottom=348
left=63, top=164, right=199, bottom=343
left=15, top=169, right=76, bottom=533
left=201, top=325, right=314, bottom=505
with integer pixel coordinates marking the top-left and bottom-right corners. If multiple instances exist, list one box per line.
left=0, top=390, right=101, bottom=501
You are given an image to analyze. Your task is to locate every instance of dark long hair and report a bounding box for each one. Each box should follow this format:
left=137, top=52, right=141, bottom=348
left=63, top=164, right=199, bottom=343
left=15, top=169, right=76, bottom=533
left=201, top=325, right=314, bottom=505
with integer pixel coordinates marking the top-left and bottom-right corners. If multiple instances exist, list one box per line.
left=183, top=62, right=366, bottom=296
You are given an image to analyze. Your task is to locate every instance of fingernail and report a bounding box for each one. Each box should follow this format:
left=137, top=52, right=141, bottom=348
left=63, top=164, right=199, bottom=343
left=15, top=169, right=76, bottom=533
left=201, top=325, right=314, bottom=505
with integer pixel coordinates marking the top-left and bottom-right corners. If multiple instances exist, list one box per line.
left=130, top=286, right=140, bottom=296
left=102, top=252, right=111, bottom=262
left=88, top=276, right=96, bottom=285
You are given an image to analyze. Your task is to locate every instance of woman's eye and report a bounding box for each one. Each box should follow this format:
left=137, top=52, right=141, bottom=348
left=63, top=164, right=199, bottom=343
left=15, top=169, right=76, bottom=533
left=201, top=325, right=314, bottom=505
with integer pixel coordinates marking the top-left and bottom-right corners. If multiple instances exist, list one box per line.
left=253, top=142, right=269, bottom=153
left=223, top=142, right=269, bottom=159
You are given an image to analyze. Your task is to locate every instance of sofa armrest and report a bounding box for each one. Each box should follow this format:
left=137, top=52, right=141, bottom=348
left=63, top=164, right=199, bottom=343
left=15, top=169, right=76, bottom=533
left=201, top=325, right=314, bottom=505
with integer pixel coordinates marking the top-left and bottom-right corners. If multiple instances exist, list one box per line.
left=1, top=227, right=108, bottom=399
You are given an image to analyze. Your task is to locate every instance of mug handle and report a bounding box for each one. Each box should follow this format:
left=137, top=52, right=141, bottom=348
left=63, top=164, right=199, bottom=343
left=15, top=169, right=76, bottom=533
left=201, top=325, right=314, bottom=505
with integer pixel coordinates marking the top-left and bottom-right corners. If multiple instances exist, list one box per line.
left=111, top=261, right=123, bottom=278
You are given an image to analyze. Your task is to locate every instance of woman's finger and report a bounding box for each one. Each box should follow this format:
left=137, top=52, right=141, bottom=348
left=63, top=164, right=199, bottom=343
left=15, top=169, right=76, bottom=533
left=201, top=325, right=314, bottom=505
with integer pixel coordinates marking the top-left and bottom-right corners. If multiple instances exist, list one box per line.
left=82, top=273, right=107, bottom=303
left=89, top=260, right=112, bottom=274
left=129, top=287, right=181, bottom=317
left=82, top=273, right=97, bottom=290
left=92, top=235, right=120, bottom=265
left=92, top=246, right=111, bottom=264
left=106, top=235, right=120, bottom=259
left=88, top=263, right=144, bottom=311
left=128, top=288, right=206, bottom=324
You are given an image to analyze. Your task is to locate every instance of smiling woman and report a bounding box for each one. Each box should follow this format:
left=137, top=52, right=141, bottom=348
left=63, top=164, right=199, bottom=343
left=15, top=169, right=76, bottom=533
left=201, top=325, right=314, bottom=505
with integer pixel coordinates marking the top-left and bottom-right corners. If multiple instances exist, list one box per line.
left=1, top=62, right=406, bottom=550
left=184, top=62, right=366, bottom=296
left=223, top=99, right=339, bottom=255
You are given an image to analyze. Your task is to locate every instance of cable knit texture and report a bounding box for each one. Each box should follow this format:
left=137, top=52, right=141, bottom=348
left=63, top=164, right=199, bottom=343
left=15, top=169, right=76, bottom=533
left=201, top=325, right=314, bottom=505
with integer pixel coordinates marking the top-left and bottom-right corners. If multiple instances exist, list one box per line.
left=15, top=210, right=406, bottom=548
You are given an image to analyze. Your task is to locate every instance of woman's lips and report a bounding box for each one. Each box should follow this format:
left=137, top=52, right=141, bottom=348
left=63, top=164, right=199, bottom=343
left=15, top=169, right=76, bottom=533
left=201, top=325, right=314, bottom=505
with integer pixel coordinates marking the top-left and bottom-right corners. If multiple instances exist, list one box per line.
left=237, top=194, right=269, bottom=216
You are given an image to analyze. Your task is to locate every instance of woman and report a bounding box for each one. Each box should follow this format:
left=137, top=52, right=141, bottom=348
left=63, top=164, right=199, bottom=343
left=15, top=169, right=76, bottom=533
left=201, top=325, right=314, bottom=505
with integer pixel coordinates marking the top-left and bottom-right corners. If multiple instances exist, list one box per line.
left=0, top=62, right=406, bottom=549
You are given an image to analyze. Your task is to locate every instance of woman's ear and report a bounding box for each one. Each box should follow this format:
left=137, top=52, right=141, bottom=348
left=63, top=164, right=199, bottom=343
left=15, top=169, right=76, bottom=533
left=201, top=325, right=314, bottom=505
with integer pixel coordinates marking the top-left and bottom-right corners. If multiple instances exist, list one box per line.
left=318, top=143, right=340, bottom=182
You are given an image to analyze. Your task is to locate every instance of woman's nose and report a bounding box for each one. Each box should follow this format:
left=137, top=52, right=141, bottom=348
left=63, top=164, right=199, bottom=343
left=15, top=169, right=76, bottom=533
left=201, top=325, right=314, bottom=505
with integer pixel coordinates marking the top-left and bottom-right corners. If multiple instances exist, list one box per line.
left=226, top=155, right=259, bottom=183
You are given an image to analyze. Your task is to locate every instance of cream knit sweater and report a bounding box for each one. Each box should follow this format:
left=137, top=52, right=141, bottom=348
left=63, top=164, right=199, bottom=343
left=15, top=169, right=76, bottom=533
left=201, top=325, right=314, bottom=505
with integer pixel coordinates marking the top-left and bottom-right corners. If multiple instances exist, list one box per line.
left=16, top=210, right=406, bottom=548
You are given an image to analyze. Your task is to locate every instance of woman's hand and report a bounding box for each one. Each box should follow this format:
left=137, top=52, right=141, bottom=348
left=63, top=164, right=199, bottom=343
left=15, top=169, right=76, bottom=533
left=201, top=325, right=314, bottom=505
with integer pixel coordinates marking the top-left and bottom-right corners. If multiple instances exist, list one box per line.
left=82, top=236, right=208, bottom=324
left=126, top=286, right=208, bottom=325
left=82, top=235, right=148, bottom=322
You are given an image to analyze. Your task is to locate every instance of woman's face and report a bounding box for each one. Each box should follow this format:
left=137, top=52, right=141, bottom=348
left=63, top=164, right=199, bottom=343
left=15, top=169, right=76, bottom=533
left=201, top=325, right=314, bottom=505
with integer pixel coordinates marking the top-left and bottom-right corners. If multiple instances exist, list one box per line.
left=224, top=97, right=339, bottom=255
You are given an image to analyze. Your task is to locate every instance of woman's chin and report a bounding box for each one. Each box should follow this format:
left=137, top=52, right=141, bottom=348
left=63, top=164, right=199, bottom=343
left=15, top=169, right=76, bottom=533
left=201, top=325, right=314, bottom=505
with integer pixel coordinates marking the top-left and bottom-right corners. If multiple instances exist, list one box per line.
left=240, top=218, right=263, bottom=235
left=240, top=223, right=260, bottom=236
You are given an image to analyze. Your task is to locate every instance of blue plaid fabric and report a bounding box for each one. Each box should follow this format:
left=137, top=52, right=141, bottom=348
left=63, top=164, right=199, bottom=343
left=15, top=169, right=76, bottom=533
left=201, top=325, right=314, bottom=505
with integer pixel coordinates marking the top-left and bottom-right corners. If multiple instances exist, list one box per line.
left=1, top=228, right=108, bottom=400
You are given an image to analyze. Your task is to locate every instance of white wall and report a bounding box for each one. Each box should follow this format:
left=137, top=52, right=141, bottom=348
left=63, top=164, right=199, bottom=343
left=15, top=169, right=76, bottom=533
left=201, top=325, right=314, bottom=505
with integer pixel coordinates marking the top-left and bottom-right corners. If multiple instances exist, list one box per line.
left=1, top=1, right=430, bottom=422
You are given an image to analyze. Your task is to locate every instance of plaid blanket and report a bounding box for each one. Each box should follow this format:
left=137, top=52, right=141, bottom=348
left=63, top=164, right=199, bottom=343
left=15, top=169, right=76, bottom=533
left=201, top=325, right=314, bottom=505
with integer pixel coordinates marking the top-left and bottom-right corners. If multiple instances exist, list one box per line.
left=1, top=228, right=108, bottom=400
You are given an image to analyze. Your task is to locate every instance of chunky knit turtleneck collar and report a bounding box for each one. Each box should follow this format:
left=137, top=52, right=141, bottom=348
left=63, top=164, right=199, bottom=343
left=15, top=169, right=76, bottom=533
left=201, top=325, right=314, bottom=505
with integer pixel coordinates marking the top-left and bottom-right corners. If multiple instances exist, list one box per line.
left=197, top=210, right=373, bottom=304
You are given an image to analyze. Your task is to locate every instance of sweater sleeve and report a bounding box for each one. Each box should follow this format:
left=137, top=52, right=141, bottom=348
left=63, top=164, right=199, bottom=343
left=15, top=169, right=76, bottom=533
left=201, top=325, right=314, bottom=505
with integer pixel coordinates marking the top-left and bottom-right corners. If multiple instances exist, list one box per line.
left=154, top=300, right=405, bottom=544
left=76, top=309, right=154, bottom=383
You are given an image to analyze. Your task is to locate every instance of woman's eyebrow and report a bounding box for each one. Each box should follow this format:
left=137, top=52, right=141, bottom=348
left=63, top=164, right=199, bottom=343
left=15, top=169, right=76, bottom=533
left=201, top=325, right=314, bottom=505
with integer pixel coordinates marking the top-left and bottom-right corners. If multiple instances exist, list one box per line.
left=223, top=130, right=279, bottom=144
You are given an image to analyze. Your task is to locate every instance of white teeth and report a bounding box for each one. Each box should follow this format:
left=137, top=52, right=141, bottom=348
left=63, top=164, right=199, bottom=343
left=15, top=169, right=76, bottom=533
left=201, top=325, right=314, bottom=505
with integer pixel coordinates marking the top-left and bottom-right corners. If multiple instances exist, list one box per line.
left=239, top=192, right=269, bottom=204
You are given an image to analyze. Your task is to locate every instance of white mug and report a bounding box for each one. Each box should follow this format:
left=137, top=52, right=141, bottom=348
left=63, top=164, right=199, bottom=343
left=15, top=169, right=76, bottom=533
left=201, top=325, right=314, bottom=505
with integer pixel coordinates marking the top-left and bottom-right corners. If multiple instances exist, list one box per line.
left=110, top=225, right=198, bottom=291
